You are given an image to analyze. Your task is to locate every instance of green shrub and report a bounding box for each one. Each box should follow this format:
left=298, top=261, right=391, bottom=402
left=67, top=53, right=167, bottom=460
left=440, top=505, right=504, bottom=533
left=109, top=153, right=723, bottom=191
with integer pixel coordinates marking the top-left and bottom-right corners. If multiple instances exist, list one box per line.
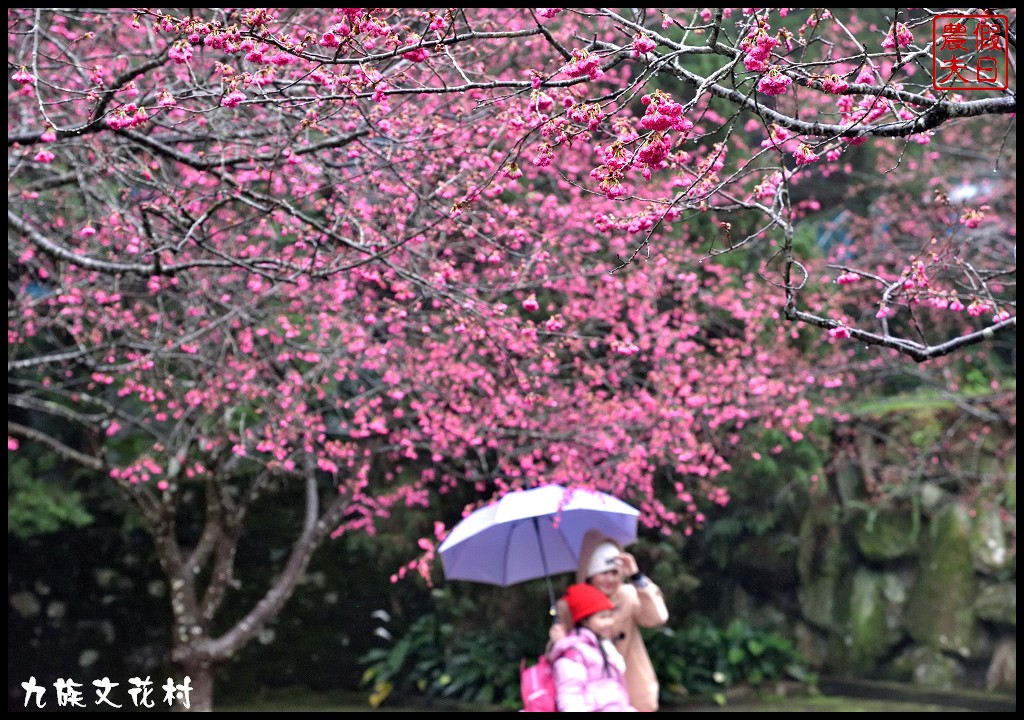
left=360, top=601, right=816, bottom=710
left=358, top=604, right=542, bottom=710
left=646, top=617, right=816, bottom=707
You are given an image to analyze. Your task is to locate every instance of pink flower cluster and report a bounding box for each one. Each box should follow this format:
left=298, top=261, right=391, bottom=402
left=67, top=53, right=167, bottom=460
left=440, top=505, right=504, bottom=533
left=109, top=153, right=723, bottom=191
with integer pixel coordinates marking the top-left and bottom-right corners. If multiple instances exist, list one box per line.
left=900, top=260, right=930, bottom=291
left=820, top=74, right=849, bottom=94
left=12, top=67, right=35, bottom=85
left=741, top=28, right=779, bottom=72
left=106, top=103, right=149, bottom=130
left=637, top=134, right=673, bottom=174
left=502, top=162, right=523, bottom=180
left=752, top=171, right=784, bottom=201
left=959, top=207, right=988, bottom=229
left=855, top=67, right=876, bottom=85
left=632, top=32, right=657, bottom=58
left=402, top=47, right=430, bottom=62
left=201, top=25, right=243, bottom=51
left=967, top=299, right=992, bottom=317
left=793, top=144, right=819, bottom=166
left=222, top=90, right=246, bottom=108
left=168, top=40, right=193, bottom=64
left=566, top=102, right=605, bottom=130
left=882, top=22, right=913, bottom=50
left=562, top=48, right=603, bottom=80
left=638, top=91, right=692, bottom=132
left=401, top=36, right=429, bottom=63
left=319, top=29, right=344, bottom=47
left=531, top=143, right=554, bottom=167
left=757, top=67, right=791, bottom=96
left=529, top=91, right=555, bottom=114
left=613, top=339, right=640, bottom=355
left=590, top=143, right=632, bottom=196
left=760, top=124, right=790, bottom=150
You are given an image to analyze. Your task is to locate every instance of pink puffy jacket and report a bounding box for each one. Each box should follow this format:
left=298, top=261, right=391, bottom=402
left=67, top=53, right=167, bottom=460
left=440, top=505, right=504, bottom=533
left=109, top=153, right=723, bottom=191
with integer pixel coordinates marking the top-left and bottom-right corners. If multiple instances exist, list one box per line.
left=550, top=627, right=637, bottom=712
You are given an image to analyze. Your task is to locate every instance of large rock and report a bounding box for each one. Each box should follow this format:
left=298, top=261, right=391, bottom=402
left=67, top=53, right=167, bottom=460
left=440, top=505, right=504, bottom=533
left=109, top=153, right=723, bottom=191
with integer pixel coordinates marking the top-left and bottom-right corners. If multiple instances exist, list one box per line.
left=905, top=505, right=977, bottom=657
left=889, top=645, right=965, bottom=690
left=968, top=501, right=1014, bottom=574
left=986, top=637, right=1016, bottom=692
left=974, top=582, right=1017, bottom=628
left=852, top=508, right=919, bottom=561
left=847, top=569, right=904, bottom=673
left=828, top=568, right=912, bottom=675
left=797, top=502, right=853, bottom=634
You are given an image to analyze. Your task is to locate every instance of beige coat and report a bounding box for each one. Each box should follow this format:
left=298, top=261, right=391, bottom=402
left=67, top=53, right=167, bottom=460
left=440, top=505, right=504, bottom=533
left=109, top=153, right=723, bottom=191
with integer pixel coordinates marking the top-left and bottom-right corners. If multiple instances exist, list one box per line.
left=555, top=530, right=669, bottom=712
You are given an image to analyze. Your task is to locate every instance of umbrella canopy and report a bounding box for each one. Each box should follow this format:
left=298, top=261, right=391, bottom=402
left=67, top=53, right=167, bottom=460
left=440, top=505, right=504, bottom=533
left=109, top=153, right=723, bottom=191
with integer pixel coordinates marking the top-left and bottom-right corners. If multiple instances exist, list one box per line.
left=438, top=484, right=640, bottom=609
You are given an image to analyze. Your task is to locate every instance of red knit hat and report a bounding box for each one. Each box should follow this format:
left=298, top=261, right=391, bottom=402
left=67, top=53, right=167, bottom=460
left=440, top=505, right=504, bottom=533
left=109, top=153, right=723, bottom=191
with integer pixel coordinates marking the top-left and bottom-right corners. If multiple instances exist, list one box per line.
left=564, top=583, right=614, bottom=624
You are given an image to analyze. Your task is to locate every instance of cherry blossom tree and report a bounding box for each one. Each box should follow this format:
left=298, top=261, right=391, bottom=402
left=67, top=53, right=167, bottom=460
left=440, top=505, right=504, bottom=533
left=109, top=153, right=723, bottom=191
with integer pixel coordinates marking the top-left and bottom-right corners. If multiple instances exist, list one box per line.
left=8, top=8, right=1015, bottom=710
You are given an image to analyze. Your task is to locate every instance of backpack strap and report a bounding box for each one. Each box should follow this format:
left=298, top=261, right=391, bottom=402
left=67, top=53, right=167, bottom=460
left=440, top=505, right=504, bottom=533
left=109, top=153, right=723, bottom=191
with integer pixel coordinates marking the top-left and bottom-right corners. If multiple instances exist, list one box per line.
left=551, top=646, right=583, bottom=664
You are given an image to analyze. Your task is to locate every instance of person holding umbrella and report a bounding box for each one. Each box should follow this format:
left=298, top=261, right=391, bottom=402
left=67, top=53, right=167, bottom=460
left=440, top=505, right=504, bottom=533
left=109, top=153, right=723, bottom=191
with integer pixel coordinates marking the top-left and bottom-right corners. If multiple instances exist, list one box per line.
left=549, top=530, right=669, bottom=712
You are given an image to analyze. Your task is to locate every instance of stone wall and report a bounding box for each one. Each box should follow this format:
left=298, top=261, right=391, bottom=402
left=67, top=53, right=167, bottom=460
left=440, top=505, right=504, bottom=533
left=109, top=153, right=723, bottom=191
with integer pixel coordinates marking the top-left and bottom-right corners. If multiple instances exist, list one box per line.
left=793, top=481, right=1015, bottom=693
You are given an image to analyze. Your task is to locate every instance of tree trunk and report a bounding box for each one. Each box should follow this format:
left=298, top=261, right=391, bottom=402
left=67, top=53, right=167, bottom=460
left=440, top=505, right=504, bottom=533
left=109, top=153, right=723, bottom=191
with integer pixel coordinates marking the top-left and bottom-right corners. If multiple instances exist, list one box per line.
left=176, top=657, right=215, bottom=712
left=152, top=472, right=353, bottom=710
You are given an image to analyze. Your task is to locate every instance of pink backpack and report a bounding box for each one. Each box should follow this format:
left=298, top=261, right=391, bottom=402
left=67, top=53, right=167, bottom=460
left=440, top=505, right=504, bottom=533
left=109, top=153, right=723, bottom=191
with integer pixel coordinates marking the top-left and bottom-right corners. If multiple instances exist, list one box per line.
left=520, top=649, right=580, bottom=712
left=520, top=655, right=557, bottom=712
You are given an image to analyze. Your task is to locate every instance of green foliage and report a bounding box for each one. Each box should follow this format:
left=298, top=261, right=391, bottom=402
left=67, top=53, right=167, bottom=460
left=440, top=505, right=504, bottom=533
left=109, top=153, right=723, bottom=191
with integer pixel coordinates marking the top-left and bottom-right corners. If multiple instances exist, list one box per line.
left=647, top=617, right=816, bottom=706
left=698, top=424, right=830, bottom=569
left=358, top=592, right=543, bottom=710
left=360, top=602, right=816, bottom=711
left=8, top=455, right=94, bottom=539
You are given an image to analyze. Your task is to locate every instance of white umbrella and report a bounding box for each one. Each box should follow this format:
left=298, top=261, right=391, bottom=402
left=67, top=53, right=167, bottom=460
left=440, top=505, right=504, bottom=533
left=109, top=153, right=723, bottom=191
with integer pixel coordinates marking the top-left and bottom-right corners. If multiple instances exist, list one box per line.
left=438, top=484, right=640, bottom=610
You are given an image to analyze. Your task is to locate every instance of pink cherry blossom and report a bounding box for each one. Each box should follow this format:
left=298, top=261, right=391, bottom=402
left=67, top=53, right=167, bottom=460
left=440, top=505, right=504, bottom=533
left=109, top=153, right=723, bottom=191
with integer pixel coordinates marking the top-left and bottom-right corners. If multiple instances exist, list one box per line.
left=757, top=66, right=792, bottom=96
left=793, top=144, right=819, bottom=166
left=222, top=90, right=246, bottom=108
left=168, top=40, right=193, bottom=64
left=959, top=207, right=987, bottom=228
left=12, top=67, right=35, bottom=85
left=881, top=22, right=913, bottom=50
left=562, top=48, right=603, bottom=80
left=741, top=28, right=779, bottom=72
left=821, top=74, right=849, bottom=94
left=632, top=33, right=656, bottom=58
